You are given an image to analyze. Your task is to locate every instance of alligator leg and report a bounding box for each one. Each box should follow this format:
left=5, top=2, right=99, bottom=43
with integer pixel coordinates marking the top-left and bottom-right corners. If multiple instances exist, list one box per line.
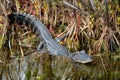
left=37, top=33, right=67, bottom=53
left=37, top=33, right=67, bottom=54
left=55, top=33, right=67, bottom=43
left=37, top=41, right=49, bottom=53
left=37, top=41, right=45, bottom=51
left=37, top=41, right=47, bottom=52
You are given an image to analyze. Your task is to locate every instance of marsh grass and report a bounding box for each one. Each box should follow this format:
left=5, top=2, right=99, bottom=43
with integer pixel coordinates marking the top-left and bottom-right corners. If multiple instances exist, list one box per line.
left=0, top=51, right=120, bottom=80
left=0, top=1, right=120, bottom=80
left=0, top=0, right=120, bottom=56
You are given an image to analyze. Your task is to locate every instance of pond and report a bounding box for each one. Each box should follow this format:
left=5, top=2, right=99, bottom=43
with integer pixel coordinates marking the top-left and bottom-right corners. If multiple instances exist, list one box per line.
left=0, top=49, right=120, bottom=80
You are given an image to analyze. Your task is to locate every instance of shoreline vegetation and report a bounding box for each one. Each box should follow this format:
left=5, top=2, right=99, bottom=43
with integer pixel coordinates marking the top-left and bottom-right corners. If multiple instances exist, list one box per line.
left=0, top=0, right=120, bottom=79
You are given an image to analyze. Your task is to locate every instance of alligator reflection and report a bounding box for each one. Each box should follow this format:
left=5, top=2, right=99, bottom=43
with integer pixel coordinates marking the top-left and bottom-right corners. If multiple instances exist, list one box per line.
left=0, top=52, right=120, bottom=80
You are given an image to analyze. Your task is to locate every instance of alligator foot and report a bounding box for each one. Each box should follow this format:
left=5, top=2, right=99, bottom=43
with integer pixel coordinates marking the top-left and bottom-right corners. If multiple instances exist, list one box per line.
left=37, top=41, right=45, bottom=51
left=37, top=41, right=50, bottom=54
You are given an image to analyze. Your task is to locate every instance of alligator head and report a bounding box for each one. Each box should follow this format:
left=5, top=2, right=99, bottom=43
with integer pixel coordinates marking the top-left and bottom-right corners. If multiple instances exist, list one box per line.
left=71, top=50, right=93, bottom=63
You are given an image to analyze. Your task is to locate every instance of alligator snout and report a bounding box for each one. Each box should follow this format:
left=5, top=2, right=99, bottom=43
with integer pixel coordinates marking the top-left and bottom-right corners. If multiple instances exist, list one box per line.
left=72, top=50, right=93, bottom=63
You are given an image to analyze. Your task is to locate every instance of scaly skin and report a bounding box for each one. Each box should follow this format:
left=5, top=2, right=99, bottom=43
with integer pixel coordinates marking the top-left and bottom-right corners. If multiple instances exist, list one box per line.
left=8, top=12, right=92, bottom=63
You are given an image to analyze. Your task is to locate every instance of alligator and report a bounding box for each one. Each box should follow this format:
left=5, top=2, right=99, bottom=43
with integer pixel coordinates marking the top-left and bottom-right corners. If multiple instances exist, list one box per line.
left=7, top=12, right=92, bottom=63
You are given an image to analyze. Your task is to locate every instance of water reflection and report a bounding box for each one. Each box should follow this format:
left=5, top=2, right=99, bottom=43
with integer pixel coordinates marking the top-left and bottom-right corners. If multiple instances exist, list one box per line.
left=0, top=52, right=120, bottom=80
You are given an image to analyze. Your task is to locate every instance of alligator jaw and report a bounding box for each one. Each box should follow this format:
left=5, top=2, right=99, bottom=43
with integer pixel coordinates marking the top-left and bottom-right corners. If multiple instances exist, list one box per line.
left=71, top=50, right=93, bottom=63
left=72, top=58, right=93, bottom=63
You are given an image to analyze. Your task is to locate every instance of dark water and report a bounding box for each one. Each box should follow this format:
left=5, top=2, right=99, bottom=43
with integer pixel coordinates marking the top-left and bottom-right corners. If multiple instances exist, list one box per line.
left=0, top=50, right=120, bottom=80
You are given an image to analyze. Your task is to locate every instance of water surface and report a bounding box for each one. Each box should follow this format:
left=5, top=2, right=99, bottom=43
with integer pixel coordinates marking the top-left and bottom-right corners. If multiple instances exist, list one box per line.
left=0, top=50, right=120, bottom=80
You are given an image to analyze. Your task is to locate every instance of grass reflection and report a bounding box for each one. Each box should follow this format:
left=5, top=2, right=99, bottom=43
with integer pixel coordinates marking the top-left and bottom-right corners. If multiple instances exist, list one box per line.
left=0, top=49, right=120, bottom=80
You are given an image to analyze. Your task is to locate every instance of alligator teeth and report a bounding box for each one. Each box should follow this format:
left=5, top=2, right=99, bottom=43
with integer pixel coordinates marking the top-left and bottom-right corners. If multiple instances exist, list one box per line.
left=37, top=18, right=39, bottom=21
left=19, top=12, right=22, bottom=14
left=30, top=15, right=34, bottom=17
left=33, top=16, right=36, bottom=20
left=16, top=12, right=20, bottom=14
left=27, top=14, right=30, bottom=16
left=23, top=13, right=26, bottom=15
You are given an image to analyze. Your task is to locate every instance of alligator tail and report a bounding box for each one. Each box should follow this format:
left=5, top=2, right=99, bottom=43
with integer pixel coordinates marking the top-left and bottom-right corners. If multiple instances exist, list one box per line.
left=8, top=13, right=40, bottom=35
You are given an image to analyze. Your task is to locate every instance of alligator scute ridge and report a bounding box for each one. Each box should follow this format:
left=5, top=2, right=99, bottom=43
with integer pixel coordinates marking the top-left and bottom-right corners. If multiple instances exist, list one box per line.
left=7, top=12, right=93, bottom=63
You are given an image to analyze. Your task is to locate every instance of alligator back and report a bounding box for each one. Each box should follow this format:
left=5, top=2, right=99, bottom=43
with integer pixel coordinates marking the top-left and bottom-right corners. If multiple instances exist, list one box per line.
left=8, top=12, right=71, bottom=56
left=7, top=12, right=93, bottom=63
left=8, top=12, right=55, bottom=39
